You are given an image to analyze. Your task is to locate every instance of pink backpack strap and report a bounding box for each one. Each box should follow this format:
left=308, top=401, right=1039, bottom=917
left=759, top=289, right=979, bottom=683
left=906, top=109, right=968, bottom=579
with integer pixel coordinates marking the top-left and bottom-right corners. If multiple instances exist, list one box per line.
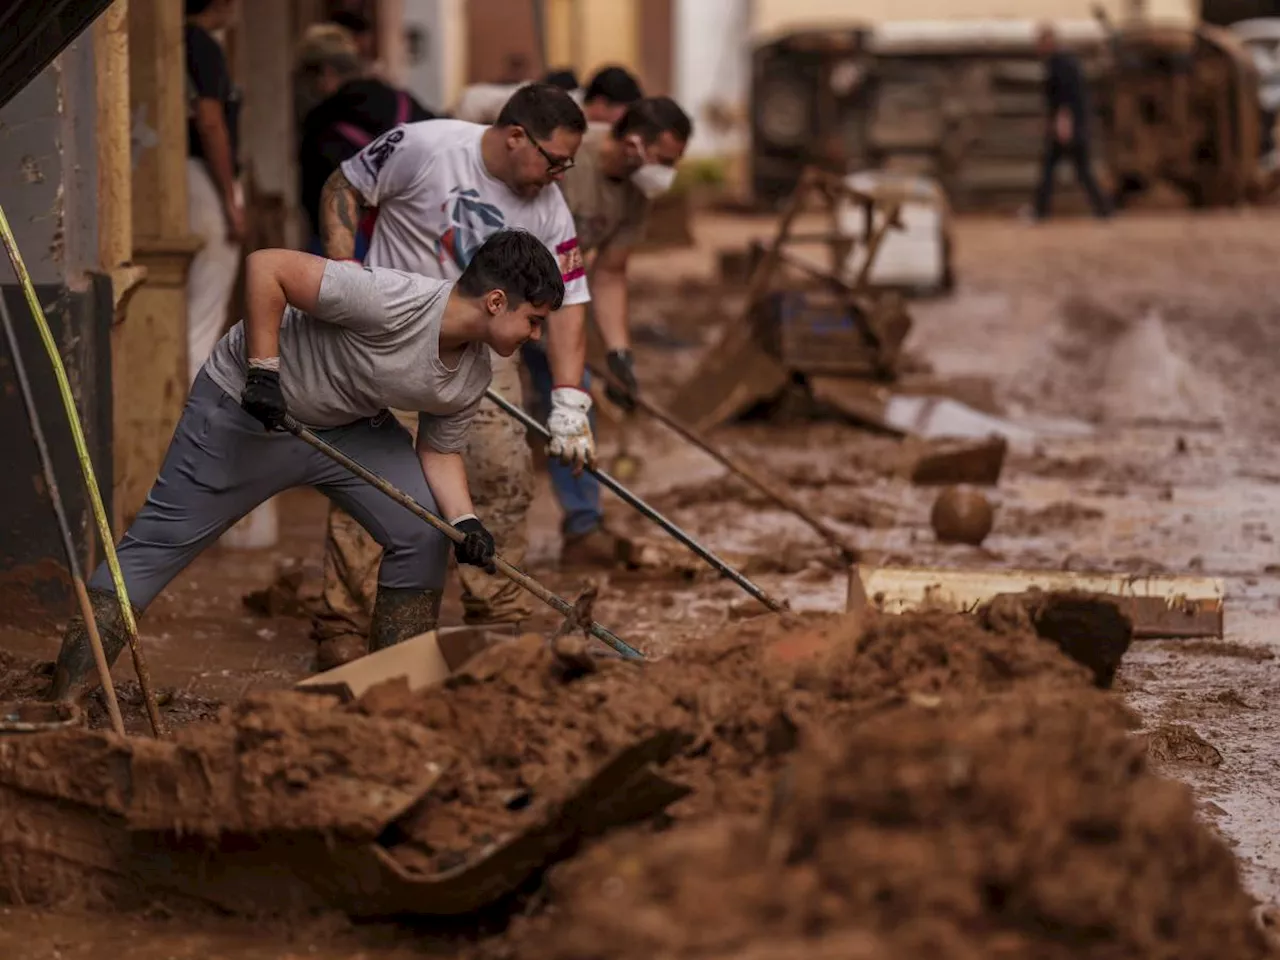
left=333, top=121, right=373, bottom=147
left=394, top=90, right=411, bottom=126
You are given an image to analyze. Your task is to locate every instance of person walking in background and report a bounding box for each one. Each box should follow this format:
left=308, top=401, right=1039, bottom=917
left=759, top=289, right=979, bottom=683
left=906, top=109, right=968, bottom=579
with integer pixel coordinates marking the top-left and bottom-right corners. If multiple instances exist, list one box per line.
left=295, top=24, right=433, bottom=258
left=581, top=66, right=643, bottom=126
left=1032, top=23, right=1110, bottom=221
left=185, top=0, right=245, bottom=383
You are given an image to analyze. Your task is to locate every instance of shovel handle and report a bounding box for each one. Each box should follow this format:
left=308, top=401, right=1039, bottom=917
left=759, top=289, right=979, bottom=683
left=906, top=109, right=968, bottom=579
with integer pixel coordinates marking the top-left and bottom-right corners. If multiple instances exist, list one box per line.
left=485, top=390, right=789, bottom=614
left=586, top=362, right=857, bottom=561
left=281, top=417, right=643, bottom=660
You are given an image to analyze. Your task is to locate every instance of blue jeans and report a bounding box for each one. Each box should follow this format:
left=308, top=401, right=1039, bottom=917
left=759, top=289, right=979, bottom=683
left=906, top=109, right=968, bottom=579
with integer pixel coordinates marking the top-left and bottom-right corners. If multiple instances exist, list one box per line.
left=521, top=342, right=601, bottom=537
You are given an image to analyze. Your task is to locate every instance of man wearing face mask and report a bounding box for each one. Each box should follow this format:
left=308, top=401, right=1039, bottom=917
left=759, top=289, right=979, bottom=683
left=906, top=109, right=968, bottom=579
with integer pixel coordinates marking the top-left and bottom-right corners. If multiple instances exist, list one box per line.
left=525, top=96, right=693, bottom=567
left=309, top=83, right=594, bottom=667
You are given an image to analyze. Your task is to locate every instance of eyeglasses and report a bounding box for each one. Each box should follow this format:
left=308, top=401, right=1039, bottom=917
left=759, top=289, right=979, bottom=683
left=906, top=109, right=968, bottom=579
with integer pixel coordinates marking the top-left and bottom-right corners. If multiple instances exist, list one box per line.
left=518, top=124, right=575, bottom=174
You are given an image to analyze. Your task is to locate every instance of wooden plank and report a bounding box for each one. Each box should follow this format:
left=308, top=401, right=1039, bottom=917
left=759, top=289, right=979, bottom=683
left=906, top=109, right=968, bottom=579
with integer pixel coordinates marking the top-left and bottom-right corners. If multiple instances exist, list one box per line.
left=665, top=323, right=790, bottom=432
left=858, top=566, right=1224, bottom=639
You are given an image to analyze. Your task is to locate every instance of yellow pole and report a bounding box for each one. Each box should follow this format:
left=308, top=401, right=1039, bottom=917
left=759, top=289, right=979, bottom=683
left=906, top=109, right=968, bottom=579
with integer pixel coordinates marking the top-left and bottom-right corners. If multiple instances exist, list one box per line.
left=0, top=204, right=165, bottom=737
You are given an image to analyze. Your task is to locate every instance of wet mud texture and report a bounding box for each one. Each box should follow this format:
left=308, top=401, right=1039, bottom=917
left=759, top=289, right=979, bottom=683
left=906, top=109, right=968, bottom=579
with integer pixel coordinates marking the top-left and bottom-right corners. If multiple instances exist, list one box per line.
left=370, top=603, right=1114, bottom=872
left=0, top=606, right=1125, bottom=908
left=499, top=690, right=1270, bottom=960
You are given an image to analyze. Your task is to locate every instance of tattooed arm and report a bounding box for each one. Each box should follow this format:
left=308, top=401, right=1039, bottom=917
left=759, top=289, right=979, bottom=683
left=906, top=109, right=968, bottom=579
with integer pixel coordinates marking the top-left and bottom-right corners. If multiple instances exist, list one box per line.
left=319, top=168, right=367, bottom=260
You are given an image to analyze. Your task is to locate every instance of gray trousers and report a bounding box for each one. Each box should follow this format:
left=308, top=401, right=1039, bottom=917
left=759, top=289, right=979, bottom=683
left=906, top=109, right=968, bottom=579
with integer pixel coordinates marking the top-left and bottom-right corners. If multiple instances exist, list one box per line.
left=87, top=371, right=449, bottom=611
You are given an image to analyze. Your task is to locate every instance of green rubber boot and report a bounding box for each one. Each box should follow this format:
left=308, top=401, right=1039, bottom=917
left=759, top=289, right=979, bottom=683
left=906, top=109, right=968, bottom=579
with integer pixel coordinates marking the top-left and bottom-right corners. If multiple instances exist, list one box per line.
left=48, top=588, right=134, bottom=703
left=368, top=587, right=442, bottom=653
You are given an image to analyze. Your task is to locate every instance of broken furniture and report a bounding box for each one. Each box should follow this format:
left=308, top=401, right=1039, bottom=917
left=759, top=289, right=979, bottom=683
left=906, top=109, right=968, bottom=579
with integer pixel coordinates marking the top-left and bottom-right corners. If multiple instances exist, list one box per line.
left=672, top=166, right=912, bottom=432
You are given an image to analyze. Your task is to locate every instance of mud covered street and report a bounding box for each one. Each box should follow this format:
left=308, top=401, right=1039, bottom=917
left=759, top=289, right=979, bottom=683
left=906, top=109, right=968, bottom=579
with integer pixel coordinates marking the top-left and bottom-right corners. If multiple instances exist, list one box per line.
left=2, top=208, right=1280, bottom=956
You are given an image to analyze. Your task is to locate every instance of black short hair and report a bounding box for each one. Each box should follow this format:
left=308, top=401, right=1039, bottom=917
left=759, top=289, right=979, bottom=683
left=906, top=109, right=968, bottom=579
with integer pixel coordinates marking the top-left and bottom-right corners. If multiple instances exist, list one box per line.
left=495, top=82, right=586, bottom=140
left=329, top=11, right=372, bottom=35
left=457, top=230, right=565, bottom=311
left=612, top=96, right=693, bottom=145
left=542, top=68, right=580, bottom=91
left=584, top=66, right=642, bottom=106
left=186, top=0, right=216, bottom=15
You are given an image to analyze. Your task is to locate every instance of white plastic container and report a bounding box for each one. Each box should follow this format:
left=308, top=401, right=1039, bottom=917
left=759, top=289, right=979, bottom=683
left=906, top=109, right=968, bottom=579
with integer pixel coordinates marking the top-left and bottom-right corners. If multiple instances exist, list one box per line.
left=220, top=497, right=280, bottom=549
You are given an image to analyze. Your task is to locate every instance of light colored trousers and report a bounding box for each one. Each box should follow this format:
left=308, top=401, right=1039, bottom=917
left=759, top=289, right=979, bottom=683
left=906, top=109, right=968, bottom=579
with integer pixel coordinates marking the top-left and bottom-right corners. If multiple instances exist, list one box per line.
left=186, top=158, right=241, bottom=384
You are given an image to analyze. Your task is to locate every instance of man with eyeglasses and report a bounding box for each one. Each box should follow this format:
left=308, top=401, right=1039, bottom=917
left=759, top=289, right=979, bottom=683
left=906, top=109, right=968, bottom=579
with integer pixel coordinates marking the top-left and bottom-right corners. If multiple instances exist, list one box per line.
left=526, top=96, right=693, bottom=567
left=310, top=82, right=594, bottom=668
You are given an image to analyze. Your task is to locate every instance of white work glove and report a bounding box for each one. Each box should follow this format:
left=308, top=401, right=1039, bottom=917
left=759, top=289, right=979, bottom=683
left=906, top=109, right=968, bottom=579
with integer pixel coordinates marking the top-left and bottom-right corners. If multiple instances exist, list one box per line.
left=547, top=386, right=596, bottom=472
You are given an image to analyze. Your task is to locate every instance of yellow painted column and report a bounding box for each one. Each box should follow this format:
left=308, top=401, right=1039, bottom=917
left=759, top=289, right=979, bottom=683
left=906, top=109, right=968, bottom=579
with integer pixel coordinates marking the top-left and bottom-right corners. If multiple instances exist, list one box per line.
left=94, top=0, right=134, bottom=278
left=575, top=0, right=639, bottom=79
left=115, top=0, right=202, bottom=529
left=545, top=0, right=575, bottom=69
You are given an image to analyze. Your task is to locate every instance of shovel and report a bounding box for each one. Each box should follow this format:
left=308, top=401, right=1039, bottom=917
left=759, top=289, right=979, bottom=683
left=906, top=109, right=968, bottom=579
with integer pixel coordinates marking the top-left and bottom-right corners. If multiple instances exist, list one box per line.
left=281, top=416, right=643, bottom=660
left=584, top=362, right=868, bottom=613
left=482, top=389, right=790, bottom=614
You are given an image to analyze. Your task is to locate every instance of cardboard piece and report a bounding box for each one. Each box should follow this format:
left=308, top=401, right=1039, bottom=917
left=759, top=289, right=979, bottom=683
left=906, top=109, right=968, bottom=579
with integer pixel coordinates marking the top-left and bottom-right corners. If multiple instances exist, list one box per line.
left=295, top=626, right=509, bottom=703
left=296, top=630, right=451, bottom=702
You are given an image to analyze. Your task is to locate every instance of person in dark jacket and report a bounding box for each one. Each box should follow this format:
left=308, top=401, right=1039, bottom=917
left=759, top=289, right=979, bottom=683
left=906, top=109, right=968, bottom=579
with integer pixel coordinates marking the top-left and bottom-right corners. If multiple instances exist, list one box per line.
left=1033, top=24, right=1110, bottom=221
left=295, top=25, right=433, bottom=256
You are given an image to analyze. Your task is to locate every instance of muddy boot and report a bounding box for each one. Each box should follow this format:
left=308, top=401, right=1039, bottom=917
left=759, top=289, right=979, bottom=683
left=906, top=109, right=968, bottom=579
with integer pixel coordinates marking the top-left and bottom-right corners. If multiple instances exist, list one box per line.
left=560, top=525, right=623, bottom=571
left=47, top=588, right=134, bottom=703
left=368, top=587, right=442, bottom=653
left=315, top=633, right=367, bottom=672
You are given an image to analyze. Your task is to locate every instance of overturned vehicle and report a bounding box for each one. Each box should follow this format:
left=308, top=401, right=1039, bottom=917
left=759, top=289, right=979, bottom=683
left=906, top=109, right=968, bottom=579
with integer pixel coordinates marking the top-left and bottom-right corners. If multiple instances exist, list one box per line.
left=749, top=18, right=1279, bottom=212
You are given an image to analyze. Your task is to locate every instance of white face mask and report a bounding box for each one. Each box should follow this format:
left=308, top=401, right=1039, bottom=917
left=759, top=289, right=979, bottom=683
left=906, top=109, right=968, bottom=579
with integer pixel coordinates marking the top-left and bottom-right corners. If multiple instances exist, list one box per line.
left=630, top=163, right=677, bottom=199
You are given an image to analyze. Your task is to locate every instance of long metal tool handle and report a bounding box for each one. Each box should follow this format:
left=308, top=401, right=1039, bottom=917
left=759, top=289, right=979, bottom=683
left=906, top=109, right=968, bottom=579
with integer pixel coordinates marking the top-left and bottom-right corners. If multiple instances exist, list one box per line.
left=0, top=290, right=126, bottom=736
left=281, top=417, right=643, bottom=661
left=485, top=389, right=788, bottom=614
left=0, top=203, right=164, bottom=737
left=587, top=362, right=856, bottom=561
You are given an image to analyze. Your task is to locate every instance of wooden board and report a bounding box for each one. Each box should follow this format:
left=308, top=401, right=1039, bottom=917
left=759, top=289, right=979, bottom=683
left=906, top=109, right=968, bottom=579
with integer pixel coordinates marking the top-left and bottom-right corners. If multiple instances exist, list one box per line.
left=665, top=322, right=790, bottom=432
left=858, top=565, right=1224, bottom=639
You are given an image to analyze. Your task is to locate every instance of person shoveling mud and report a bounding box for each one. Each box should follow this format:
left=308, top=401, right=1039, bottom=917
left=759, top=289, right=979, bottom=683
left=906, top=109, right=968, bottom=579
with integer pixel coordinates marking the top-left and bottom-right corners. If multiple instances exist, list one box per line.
left=48, top=231, right=563, bottom=704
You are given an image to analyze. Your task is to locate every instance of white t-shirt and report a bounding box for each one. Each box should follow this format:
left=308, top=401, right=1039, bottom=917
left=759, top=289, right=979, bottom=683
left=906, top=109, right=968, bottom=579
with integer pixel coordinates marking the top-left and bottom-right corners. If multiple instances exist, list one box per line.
left=340, top=118, right=589, bottom=306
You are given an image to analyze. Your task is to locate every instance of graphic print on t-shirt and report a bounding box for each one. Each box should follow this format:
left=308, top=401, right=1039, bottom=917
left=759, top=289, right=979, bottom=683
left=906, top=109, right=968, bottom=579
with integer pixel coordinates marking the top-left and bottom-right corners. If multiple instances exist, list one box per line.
left=359, top=128, right=406, bottom=180
left=556, top=238, right=585, bottom=283
left=438, top=187, right=507, bottom=270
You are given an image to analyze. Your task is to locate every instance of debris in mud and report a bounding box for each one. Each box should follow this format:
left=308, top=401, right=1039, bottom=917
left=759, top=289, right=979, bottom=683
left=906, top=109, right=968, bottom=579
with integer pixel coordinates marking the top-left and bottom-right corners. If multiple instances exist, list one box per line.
left=980, top=592, right=1132, bottom=688
left=1002, top=500, right=1105, bottom=536
left=1209, top=689, right=1253, bottom=710
left=1146, top=723, right=1225, bottom=767
left=1172, top=640, right=1276, bottom=662
left=499, top=690, right=1267, bottom=960
left=900, top=434, right=1007, bottom=487
left=0, top=605, right=1126, bottom=918
left=242, top=563, right=317, bottom=618
left=930, top=485, right=994, bottom=545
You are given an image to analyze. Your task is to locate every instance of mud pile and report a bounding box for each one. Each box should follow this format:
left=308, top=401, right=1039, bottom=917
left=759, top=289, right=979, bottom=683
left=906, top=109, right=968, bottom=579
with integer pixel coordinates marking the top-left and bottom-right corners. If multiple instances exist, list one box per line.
left=0, top=603, right=1118, bottom=916
left=1010, top=296, right=1225, bottom=428
left=366, top=603, right=1111, bottom=870
left=500, top=688, right=1269, bottom=960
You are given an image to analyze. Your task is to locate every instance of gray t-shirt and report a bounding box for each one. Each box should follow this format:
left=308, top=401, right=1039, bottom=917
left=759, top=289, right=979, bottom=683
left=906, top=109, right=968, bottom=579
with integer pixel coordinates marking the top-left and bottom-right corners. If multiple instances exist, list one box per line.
left=204, top=260, right=491, bottom=452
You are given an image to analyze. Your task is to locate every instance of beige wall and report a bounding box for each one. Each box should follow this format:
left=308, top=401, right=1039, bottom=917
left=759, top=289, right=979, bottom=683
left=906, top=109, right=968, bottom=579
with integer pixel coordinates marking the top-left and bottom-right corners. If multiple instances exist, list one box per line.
left=752, top=0, right=1200, bottom=36
left=544, top=0, right=641, bottom=81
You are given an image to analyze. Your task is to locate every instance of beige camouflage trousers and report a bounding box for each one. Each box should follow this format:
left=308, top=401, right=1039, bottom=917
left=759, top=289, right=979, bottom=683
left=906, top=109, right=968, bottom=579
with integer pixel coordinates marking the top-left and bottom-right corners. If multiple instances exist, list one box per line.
left=310, top=352, right=535, bottom=645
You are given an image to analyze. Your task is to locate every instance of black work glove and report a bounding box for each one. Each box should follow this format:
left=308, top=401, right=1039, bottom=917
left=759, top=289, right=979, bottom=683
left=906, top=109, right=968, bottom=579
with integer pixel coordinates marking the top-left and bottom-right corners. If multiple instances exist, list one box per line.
left=605, top=348, right=639, bottom=413
left=241, top=367, right=288, bottom=431
left=453, top=515, right=497, bottom=573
